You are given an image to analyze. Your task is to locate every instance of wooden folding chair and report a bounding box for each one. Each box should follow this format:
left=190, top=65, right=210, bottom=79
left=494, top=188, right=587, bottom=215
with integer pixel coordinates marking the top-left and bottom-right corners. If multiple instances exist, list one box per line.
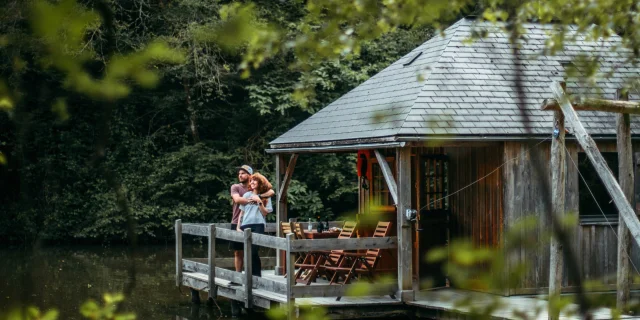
left=293, top=221, right=358, bottom=285
left=325, top=221, right=393, bottom=285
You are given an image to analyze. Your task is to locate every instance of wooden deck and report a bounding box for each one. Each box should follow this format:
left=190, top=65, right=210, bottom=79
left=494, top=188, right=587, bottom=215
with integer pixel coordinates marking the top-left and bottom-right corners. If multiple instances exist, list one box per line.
left=184, top=267, right=626, bottom=320
left=176, top=221, right=626, bottom=319
left=410, top=289, right=630, bottom=320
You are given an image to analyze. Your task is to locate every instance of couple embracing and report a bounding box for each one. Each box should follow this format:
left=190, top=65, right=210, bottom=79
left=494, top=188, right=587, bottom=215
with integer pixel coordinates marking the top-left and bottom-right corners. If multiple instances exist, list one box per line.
left=229, top=165, right=274, bottom=278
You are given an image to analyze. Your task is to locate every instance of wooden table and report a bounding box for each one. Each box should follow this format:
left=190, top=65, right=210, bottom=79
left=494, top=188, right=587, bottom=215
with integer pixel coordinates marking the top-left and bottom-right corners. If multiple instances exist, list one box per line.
left=302, top=230, right=341, bottom=239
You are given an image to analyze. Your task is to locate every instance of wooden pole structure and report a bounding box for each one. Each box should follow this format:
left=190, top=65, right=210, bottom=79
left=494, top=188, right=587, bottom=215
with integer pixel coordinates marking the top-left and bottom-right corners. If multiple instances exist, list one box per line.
left=244, top=228, right=253, bottom=308
left=396, top=147, right=413, bottom=301
left=551, top=82, right=640, bottom=249
left=208, top=224, right=217, bottom=300
left=276, top=154, right=298, bottom=275
left=542, top=97, right=640, bottom=114
left=275, top=154, right=284, bottom=275
left=175, top=219, right=182, bottom=287
left=616, top=89, right=633, bottom=309
left=548, top=84, right=566, bottom=320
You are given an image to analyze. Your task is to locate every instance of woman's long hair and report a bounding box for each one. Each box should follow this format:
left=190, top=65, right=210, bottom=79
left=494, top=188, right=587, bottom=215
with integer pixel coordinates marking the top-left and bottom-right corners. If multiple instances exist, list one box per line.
left=250, top=172, right=272, bottom=205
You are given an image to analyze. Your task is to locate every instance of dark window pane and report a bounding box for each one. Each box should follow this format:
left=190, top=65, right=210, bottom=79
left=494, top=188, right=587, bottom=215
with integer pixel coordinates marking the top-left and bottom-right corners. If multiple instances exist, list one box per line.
left=578, top=152, right=618, bottom=222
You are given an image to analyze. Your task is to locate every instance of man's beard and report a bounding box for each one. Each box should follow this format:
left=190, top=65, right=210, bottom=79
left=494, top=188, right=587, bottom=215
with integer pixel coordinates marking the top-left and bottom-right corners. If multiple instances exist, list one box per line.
left=239, top=178, right=248, bottom=183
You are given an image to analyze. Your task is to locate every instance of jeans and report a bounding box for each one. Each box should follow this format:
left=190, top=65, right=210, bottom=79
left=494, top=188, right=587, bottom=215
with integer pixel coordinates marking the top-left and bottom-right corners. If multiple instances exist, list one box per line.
left=240, top=223, right=264, bottom=277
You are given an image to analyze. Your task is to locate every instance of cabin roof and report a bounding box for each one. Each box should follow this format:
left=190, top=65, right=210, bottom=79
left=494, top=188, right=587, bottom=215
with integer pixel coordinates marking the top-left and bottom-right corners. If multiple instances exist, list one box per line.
left=269, top=17, right=640, bottom=150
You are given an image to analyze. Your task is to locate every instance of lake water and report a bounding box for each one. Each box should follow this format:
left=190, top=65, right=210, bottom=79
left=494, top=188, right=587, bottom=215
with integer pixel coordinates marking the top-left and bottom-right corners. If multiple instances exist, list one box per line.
left=0, top=244, right=273, bottom=320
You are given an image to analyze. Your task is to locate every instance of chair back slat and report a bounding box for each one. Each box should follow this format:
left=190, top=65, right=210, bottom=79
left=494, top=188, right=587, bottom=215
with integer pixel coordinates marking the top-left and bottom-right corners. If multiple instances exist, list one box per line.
left=363, top=221, right=392, bottom=268
left=294, top=223, right=307, bottom=240
left=339, top=221, right=357, bottom=238
left=281, top=222, right=293, bottom=236
left=327, top=221, right=358, bottom=260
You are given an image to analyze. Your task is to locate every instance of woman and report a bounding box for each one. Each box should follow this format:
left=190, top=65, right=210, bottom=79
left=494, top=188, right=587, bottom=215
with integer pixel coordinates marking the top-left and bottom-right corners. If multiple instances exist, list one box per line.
left=236, top=172, right=273, bottom=277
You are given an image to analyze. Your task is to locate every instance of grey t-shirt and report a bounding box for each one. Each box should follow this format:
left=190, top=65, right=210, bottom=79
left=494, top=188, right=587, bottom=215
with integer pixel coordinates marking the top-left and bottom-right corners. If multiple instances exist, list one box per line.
left=239, top=191, right=273, bottom=227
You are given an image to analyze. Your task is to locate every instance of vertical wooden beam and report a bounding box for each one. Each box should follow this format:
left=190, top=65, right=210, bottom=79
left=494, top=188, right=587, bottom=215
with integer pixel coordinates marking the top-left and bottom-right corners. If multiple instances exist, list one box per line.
left=175, top=219, right=182, bottom=287
left=413, top=152, right=421, bottom=292
left=375, top=149, right=398, bottom=205
left=276, top=154, right=298, bottom=275
left=396, top=147, right=413, bottom=301
left=551, top=82, right=640, bottom=247
left=244, top=228, right=253, bottom=308
left=617, top=89, right=632, bottom=309
left=275, top=154, right=284, bottom=275
left=548, top=97, right=566, bottom=319
left=208, top=224, right=217, bottom=300
left=286, top=233, right=296, bottom=320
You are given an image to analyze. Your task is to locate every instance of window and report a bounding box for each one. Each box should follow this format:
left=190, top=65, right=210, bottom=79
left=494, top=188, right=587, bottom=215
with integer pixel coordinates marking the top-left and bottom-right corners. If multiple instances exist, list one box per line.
left=422, top=155, right=449, bottom=211
left=370, top=158, right=395, bottom=211
left=578, top=152, right=619, bottom=223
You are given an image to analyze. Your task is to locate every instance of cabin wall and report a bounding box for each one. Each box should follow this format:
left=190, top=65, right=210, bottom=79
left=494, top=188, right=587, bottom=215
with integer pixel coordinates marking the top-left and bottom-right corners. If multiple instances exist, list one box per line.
left=503, top=141, right=640, bottom=295
left=446, top=145, right=504, bottom=247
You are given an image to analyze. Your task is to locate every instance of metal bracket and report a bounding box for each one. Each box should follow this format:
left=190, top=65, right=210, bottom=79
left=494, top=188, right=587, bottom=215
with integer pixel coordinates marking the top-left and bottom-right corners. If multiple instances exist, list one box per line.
left=405, top=209, right=417, bottom=222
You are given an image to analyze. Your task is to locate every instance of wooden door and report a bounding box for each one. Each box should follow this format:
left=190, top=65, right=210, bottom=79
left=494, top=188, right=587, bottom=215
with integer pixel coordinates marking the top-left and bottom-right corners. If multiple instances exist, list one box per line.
left=418, top=154, right=449, bottom=288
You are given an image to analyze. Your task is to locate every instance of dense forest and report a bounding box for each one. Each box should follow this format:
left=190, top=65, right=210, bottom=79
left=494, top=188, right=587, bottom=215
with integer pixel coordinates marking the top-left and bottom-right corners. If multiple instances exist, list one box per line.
left=0, top=0, right=433, bottom=243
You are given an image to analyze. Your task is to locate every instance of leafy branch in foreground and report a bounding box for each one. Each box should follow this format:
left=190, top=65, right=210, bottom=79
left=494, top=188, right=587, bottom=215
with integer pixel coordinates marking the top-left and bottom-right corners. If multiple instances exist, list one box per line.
left=6, top=293, right=134, bottom=320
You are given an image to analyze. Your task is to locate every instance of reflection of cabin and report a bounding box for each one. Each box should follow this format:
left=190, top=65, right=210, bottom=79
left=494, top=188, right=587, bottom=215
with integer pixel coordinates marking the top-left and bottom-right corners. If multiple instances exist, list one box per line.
left=267, top=17, right=640, bottom=297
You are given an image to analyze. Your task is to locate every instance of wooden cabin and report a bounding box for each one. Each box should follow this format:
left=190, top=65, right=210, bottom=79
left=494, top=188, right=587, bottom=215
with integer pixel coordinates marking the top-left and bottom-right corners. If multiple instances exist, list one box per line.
left=266, top=17, right=640, bottom=298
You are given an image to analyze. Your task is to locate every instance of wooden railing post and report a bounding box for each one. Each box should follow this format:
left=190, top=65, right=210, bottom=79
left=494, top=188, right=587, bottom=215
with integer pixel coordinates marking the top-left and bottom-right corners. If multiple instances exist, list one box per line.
left=175, top=219, right=182, bottom=287
left=617, top=88, right=632, bottom=309
left=244, top=228, right=253, bottom=308
left=208, top=224, right=217, bottom=300
left=286, top=233, right=296, bottom=320
left=548, top=84, right=566, bottom=320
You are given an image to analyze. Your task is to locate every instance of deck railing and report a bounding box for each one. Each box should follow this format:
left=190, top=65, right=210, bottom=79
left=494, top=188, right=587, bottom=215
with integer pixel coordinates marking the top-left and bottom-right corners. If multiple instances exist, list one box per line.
left=175, top=219, right=399, bottom=309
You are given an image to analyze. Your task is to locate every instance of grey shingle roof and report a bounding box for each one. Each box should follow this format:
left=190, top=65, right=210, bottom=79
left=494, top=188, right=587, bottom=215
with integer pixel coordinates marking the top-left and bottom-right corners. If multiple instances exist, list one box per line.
left=270, top=18, right=640, bottom=148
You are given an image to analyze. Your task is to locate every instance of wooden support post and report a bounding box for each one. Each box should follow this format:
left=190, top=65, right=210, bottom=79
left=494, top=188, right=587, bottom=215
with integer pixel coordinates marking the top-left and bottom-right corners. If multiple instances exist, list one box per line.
left=616, top=89, right=632, bottom=309
left=375, top=150, right=398, bottom=205
left=276, top=154, right=298, bottom=275
left=208, top=224, right=217, bottom=300
left=286, top=233, right=296, bottom=320
left=551, top=82, right=640, bottom=249
left=396, top=147, right=413, bottom=301
left=548, top=95, right=566, bottom=320
left=276, top=154, right=284, bottom=275
left=175, top=219, right=182, bottom=287
left=244, top=228, right=253, bottom=308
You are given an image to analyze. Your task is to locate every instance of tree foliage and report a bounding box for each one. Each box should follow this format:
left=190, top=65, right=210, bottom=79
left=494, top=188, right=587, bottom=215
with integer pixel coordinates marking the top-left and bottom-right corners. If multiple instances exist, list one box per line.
left=0, top=0, right=431, bottom=243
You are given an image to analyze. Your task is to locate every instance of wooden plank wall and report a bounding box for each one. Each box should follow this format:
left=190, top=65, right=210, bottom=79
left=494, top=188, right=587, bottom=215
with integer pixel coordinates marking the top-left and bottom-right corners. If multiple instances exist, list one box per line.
left=446, top=144, right=504, bottom=248
left=503, top=141, right=640, bottom=295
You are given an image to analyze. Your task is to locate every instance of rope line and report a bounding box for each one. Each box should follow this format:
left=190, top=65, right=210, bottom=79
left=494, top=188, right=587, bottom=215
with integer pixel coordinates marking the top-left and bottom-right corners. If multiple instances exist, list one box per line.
left=562, top=143, right=640, bottom=277
left=417, top=137, right=551, bottom=212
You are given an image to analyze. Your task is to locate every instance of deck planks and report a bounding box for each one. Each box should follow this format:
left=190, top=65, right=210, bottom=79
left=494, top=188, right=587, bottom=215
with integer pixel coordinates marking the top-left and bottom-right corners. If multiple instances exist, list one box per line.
left=185, top=270, right=627, bottom=319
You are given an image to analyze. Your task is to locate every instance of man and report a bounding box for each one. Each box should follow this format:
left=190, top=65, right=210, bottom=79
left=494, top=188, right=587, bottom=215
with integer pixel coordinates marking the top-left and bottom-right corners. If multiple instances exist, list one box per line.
left=230, top=165, right=274, bottom=274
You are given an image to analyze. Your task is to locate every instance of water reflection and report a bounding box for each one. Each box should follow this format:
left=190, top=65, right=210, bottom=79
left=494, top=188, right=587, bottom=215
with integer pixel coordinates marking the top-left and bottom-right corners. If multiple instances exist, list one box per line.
left=0, top=244, right=263, bottom=320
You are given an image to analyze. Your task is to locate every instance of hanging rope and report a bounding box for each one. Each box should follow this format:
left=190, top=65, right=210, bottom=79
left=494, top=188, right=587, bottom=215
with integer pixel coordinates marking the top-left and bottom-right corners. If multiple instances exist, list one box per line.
left=417, top=137, right=551, bottom=212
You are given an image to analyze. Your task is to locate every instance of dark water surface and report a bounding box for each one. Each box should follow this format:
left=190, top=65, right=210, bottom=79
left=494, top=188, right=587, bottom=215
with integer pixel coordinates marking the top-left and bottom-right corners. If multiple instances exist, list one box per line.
left=0, top=244, right=268, bottom=320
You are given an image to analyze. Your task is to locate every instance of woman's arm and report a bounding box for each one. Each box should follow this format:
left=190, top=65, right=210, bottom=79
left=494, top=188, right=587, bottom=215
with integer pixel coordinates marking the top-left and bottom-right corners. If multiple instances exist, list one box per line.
left=259, top=198, right=273, bottom=217
left=258, top=202, right=270, bottom=217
